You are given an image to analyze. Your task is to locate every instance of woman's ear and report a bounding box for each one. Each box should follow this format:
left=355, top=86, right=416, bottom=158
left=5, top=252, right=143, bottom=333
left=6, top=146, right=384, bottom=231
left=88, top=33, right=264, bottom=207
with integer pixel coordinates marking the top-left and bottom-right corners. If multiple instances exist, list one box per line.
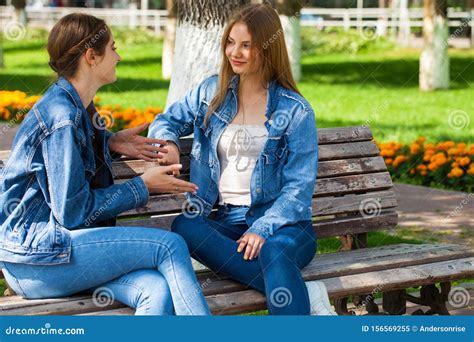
left=84, top=48, right=97, bottom=68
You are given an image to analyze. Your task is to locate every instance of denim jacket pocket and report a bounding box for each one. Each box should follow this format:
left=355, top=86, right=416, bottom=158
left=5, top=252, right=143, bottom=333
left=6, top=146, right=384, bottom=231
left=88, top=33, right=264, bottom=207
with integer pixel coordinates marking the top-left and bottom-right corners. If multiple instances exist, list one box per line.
left=261, top=152, right=286, bottom=198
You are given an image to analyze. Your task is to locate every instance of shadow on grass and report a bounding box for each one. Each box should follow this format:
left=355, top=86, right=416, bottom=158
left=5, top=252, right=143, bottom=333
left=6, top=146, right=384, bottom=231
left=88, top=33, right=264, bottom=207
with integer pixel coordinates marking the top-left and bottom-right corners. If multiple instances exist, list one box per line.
left=302, top=56, right=474, bottom=89
left=0, top=74, right=170, bottom=94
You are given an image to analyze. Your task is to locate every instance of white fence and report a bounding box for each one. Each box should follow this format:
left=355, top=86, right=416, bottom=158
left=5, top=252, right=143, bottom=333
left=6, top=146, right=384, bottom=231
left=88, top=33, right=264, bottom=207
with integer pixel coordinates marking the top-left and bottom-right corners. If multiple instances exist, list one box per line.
left=0, top=5, right=167, bottom=34
left=0, top=6, right=473, bottom=45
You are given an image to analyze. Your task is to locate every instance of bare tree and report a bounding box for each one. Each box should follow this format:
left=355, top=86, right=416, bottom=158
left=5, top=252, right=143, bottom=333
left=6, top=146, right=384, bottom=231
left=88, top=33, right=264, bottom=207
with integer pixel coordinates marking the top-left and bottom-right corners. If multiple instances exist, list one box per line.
left=166, top=0, right=250, bottom=108
left=419, top=0, right=449, bottom=90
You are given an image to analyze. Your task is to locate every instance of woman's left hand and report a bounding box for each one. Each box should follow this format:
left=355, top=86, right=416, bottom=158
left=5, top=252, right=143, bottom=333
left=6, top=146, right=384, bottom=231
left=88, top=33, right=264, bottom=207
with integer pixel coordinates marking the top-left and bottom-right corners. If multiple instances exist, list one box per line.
left=108, top=123, right=169, bottom=161
left=237, top=233, right=266, bottom=260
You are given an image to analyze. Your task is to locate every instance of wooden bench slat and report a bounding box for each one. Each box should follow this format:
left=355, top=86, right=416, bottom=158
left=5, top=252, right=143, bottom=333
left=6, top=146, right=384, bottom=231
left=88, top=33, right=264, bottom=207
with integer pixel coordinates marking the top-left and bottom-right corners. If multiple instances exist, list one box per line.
left=207, top=257, right=474, bottom=315
left=0, top=125, right=374, bottom=167
left=195, top=243, right=474, bottom=295
left=2, top=244, right=472, bottom=315
left=112, top=156, right=388, bottom=180
left=118, top=210, right=399, bottom=238
left=118, top=173, right=394, bottom=219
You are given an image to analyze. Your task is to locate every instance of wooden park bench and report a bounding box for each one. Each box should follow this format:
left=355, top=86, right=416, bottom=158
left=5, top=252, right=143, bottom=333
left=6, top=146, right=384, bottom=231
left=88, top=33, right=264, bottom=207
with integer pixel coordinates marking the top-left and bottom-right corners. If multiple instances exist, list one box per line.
left=0, top=125, right=472, bottom=315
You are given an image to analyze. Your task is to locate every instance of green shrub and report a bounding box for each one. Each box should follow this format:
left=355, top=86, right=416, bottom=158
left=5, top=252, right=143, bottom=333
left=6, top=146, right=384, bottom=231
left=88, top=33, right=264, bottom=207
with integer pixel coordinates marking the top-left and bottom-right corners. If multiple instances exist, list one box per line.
left=301, top=27, right=395, bottom=55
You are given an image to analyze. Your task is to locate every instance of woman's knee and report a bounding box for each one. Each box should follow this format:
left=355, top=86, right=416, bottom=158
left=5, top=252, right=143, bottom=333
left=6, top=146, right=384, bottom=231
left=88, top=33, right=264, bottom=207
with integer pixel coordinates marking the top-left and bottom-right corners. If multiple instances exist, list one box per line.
left=170, top=214, right=205, bottom=245
left=108, top=270, right=174, bottom=315
left=259, top=235, right=297, bottom=264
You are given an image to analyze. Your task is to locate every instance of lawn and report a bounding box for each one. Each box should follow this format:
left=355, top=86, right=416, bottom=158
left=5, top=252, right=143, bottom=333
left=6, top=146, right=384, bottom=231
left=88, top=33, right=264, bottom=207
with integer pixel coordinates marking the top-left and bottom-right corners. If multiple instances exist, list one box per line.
left=1, top=37, right=473, bottom=144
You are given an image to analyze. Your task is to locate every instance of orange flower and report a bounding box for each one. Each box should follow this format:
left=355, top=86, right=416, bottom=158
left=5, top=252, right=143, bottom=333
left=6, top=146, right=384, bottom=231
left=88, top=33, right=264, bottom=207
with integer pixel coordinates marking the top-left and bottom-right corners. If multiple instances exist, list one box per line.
left=385, top=158, right=393, bottom=165
left=380, top=149, right=395, bottom=157
left=448, top=167, right=464, bottom=178
left=410, top=143, right=421, bottom=154
left=459, top=157, right=471, bottom=167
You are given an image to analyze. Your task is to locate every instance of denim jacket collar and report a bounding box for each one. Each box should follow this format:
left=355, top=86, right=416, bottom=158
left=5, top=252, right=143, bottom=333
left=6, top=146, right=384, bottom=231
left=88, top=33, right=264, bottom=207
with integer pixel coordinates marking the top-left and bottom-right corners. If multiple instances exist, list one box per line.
left=56, top=76, right=98, bottom=139
left=56, top=76, right=88, bottom=113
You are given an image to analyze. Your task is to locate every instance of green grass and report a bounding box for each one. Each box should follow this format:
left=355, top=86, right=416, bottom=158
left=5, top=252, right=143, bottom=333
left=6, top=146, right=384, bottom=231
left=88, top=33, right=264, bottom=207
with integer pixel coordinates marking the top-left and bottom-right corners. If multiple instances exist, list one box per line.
left=1, top=37, right=473, bottom=144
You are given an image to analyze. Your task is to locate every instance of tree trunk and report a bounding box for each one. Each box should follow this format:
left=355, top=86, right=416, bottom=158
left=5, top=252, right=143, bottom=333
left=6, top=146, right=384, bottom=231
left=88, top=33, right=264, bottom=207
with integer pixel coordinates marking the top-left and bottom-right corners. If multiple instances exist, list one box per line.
left=162, top=0, right=177, bottom=80
left=419, top=0, right=449, bottom=91
left=166, top=0, right=249, bottom=109
left=261, top=0, right=303, bottom=82
left=0, top=48, right=4, bottom=69
left=398, top=0, right=410, bottom=46
left=377, top=0, right=388, bottom=37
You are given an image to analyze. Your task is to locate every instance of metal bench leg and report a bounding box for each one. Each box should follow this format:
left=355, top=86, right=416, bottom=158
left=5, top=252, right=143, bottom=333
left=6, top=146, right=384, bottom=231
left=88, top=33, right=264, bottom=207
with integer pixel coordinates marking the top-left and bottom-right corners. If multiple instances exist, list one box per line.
left=383, top=282, right=451, bottom=315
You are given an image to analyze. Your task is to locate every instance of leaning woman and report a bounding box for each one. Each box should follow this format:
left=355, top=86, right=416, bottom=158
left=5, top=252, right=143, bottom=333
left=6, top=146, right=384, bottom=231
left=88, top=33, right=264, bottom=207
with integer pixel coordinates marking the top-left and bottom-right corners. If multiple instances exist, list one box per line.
left=0, top=13, right=210, bottom=316
left=149, top=4, right=335, bottom=315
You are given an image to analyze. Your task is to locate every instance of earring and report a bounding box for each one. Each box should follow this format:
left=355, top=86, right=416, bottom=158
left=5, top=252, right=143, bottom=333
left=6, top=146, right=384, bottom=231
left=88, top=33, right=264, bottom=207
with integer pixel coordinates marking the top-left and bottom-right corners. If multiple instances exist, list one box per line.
left=91, top=64, right=96, bottom=69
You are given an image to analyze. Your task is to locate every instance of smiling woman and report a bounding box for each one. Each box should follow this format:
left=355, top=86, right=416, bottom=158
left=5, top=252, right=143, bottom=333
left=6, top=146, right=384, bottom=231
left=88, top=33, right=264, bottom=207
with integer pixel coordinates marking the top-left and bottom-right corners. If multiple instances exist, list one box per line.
left=148, top=3, right=336, bottom=316
left=0, top=13, right=210, bottom=316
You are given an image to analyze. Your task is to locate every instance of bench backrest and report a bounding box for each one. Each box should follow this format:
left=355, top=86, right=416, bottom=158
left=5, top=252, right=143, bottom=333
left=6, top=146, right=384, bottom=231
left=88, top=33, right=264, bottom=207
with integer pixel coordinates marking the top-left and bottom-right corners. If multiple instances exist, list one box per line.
left=0, top=125, right=397, bottom=239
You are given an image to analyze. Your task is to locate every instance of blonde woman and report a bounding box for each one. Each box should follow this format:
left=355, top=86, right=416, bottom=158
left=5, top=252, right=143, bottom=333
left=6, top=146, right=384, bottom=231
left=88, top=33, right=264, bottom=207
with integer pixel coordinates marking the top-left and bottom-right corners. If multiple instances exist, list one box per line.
left=149, top=4, right=335, bottom=315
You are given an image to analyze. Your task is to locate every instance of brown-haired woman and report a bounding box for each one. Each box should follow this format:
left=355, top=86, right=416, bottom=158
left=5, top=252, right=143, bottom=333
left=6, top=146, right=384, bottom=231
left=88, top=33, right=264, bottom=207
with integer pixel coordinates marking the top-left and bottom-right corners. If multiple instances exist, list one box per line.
left=0, top=13, right=210, bottom=315
left=148, top=4, right=336, bottom=315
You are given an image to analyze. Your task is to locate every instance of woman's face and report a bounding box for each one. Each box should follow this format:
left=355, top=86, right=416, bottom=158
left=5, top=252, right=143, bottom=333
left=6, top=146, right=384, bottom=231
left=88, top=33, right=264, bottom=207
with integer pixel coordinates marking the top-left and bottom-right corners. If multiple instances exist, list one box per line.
left=225, top=22, right=261, bottom=75
left=94, top=34, right=121, bottom=85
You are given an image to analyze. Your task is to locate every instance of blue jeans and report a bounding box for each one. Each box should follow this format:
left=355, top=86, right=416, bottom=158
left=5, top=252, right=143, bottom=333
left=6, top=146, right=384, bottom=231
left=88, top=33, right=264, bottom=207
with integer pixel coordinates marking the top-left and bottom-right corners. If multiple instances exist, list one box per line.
left=171, top=204, right=317, bottom=315
left=1, top=227, right=210, bottom=315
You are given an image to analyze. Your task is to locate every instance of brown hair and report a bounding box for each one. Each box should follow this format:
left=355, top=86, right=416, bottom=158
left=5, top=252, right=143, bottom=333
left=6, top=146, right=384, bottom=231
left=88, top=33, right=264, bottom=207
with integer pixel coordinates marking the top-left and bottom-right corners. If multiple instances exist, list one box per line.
left=204, top=3, right=300, bottom=126
left=47, top=13, right=111, bottom=78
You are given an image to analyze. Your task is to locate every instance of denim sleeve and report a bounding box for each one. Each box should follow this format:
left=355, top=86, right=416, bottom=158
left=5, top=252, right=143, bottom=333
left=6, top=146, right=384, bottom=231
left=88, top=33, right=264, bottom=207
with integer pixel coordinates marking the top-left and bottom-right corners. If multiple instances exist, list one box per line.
left=42, top=124, right=149, bottom=229
left=245, top=107, right=318, bottom=239
left=104, top=130, right=122, bottom=161
left=147, top=76, right=213, bottom=149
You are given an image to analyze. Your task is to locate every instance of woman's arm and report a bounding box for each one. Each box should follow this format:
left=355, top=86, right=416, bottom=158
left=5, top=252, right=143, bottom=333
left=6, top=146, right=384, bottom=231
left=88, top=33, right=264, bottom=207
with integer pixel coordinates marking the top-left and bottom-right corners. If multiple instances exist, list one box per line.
left=147, top=76, right=216, bottom=150
left=42, top=124, right=149, bottom=229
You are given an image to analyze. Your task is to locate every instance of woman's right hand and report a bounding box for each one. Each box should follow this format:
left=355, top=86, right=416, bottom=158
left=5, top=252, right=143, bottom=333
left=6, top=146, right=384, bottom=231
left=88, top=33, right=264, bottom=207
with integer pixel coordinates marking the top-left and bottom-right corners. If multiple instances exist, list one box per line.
left=140, top=164, right=198, bottom=194
left=157, top=141, right=181, bottom=176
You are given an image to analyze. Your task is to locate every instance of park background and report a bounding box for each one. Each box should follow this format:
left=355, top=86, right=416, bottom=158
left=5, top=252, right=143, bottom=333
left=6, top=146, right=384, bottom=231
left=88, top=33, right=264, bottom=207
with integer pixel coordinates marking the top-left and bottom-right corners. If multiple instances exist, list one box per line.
left=0, top=0, right=473, bottom=314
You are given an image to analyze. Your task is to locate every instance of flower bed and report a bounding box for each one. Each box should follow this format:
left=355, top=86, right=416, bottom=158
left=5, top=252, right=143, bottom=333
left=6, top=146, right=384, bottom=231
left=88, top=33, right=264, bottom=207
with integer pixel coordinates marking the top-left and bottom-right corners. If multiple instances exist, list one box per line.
left=0, top=91, right=162, bottom=132
left=2, top=91, right=472, bottom=192
left=377, top=137, right=473, bottom=192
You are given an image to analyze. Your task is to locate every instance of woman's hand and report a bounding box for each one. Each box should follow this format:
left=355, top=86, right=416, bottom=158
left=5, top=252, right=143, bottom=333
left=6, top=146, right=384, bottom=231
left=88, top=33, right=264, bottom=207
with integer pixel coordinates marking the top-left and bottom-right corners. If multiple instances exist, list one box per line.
left=108, top=123, right=169, bottom=161
left=156, top=141, right=181, bottom=176
left=237, top=233, right=266, bottom=260
left=140, top=164, right=198, bottom=194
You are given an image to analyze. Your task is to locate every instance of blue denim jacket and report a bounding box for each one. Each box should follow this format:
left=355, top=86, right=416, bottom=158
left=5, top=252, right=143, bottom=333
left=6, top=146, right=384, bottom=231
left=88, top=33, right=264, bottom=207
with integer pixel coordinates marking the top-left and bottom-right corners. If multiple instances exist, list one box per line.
left=148, top=75, right=318, bottom=239
left=0, top=77, right=149, bottom=265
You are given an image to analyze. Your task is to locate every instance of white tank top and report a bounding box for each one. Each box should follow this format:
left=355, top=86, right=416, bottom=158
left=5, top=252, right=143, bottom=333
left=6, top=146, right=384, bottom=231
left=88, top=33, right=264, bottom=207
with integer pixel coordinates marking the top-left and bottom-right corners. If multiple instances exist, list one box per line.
left=217, top=124, right=268, bottom=206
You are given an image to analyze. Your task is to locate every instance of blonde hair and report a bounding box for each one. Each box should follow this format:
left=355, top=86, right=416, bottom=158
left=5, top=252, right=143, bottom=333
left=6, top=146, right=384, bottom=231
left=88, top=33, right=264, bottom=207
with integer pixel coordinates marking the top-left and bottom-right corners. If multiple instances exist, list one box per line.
left=204, top=3, right=300, bottom=126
